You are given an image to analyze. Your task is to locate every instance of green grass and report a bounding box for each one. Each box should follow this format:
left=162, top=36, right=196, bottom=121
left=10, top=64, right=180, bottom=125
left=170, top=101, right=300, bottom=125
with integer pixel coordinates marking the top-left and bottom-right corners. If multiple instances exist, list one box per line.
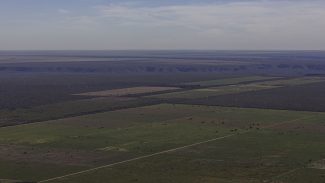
left=150, top=83, right=278, bottom=99
left=0, top=160, right=84, bottom=182
left=0, top=97, right=157, bottom=127
left=150, top=77, right=325, bottom=100
left=182, top=76, right=279, bottom=87
left=0, top=104, right=310, bottom=150
left=276, top=168, right=325, bottom=183
left=50, top=129, right=325, bottom=183
left=0, top=104, right=324, bottom=182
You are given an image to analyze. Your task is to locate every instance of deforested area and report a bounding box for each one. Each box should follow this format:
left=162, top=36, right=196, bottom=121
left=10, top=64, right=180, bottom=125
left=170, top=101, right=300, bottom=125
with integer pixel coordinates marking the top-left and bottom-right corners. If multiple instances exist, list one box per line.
left=1, top=0, right=325, bottom=182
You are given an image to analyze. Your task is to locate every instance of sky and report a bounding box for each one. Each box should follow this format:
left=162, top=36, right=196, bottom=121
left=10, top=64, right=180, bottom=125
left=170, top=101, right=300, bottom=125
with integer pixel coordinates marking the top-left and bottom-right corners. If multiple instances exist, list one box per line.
left=1, top=0, right=325, bottom=50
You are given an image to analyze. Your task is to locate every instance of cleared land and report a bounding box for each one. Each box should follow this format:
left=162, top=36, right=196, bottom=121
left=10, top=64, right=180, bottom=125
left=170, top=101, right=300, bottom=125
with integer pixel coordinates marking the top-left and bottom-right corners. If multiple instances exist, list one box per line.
left=181, top=81, right=325, bottom=112
left=2, top=51, right=325, bottom=183
left=182, top=76, right=280, bottom=87
left=0, top=104, right=324, bottom=182
left=75, top=87, right=180, bottom=97
left=150, top=77, right=325, bottom=100
left=150, top=83, right=277, bottom=99
left=0, top=97, right=162, bottom=127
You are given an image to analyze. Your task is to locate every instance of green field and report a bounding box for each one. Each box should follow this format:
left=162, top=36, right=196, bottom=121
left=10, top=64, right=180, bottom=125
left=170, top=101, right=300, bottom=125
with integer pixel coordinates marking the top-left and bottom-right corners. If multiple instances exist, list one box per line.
left=0, top=104, right=324, bottom=182
left=182, top=76, right=279, bottom=87
left=51, top=130, right=325, bottom=183
left=150, top=77, right=325, bottom=99
left=0, top=97, right=160, bottom=127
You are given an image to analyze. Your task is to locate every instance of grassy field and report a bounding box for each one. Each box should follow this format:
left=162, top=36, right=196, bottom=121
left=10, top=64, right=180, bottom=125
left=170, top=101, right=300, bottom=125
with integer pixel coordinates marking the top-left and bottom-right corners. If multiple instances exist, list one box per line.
left=181, top=76, right=279, bottom=87
left=75, top=87, right=180, bottom=97
left=150, top=77, right=325, bottom=100
left=150, top=83, right=277, bottom=99
left=50, top=130, right=325, bottom=183
left=0, top=104, right=324, bottom=182
left=184, top=81, right=325, bottom=112
left=0, top=97, right=161, bottom=127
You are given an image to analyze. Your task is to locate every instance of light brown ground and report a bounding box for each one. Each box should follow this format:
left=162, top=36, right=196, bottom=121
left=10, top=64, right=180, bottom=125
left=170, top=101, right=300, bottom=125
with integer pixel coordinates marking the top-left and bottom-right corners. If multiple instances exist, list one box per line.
left=309, top=159, right=325, bottom=170
left=74, top=86, right=180, bottom=97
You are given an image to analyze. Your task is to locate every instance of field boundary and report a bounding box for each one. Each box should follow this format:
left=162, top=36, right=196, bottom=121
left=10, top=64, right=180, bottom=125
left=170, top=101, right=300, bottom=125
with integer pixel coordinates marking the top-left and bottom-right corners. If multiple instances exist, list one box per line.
left=38, top=116, right=312, bottom=183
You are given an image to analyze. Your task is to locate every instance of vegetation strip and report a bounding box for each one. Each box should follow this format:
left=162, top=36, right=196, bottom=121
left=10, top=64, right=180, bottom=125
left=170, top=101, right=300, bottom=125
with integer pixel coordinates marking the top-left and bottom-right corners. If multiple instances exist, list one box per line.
left=38, top=116, right=312, bottom=183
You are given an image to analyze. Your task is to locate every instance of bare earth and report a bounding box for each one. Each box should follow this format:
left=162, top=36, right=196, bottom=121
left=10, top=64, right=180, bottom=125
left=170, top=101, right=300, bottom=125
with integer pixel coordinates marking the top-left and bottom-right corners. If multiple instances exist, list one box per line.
left=74, top=86, right=180, bottom=97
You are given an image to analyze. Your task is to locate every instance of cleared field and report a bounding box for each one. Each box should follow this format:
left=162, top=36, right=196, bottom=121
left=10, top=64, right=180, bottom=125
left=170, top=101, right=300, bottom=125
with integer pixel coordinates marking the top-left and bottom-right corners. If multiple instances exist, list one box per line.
left=75, top=86, right=180, bottom=97
left=182, top=76, right=279, bottom=87
left=0, top=104, right=324, bottom=182
left=0, top=97, right=160, bottom=127
left=254, top=76, right=325, bottom=86
left=49, top=129, right=325, bottom=183
left=150, top=77, right=325, bottom=100
left=151, top=83, right=277, bottom=99
left=184, top=81, right=325, bottom=112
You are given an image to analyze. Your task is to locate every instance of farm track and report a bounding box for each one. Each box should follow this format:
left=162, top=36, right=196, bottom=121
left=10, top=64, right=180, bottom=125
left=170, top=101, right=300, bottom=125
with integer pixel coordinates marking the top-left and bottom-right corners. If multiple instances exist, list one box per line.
left=38, top=116, right=313, bottom=183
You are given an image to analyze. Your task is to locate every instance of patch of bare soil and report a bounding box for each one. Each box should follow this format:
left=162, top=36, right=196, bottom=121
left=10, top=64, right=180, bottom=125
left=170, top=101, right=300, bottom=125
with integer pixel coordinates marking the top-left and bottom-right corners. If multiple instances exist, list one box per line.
left=309, top=159, right=325, bottom=170
left=75, top=86, right=180, bottom=97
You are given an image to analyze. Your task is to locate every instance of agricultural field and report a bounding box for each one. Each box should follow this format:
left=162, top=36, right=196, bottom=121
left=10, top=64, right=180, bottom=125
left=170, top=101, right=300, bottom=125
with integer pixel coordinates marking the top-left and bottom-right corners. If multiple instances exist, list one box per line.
left=0, top=104, right=324, bottom=182
left=150, top=76, right=325, bottom=100
left=150, top=83, right=277, bottom=99
left=75, top=86, right=181, bottom=97
left=1, top=51, right=325, bottom=183
left=182, top=80, right=325, bottom=112
left=182, top=75, right=280, bottom=87
left=0, top=97, right=161, bottom=127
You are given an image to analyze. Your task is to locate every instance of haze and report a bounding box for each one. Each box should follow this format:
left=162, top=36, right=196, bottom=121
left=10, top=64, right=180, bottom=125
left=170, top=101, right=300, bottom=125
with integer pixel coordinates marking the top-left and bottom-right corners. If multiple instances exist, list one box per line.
left=1, top=0, right=325, bottom=50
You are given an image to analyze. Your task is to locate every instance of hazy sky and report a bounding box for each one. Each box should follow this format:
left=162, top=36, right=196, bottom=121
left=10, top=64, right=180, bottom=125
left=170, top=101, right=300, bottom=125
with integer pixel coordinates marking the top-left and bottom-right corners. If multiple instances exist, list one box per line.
left=1, top=0, right=325, bottom=50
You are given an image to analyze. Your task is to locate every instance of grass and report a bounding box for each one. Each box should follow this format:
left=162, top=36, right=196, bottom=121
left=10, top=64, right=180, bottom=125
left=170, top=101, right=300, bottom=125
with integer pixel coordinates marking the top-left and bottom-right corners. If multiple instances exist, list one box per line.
left=0, top=160, right=84, bottom=182
left=0, top=104, right=324, bottom=182
left=182, top=76, right=279, bottom=87
left=75, top=87, right=180, bottom=97
left=276, top=168, right=325, bottom=183
left=0, top=97, right=159, bottom=127
left=150, top=83, right=278, bottom=99
left=151, top=76, right=325, bottom=100
left=48, top=129, right=325, bottom=183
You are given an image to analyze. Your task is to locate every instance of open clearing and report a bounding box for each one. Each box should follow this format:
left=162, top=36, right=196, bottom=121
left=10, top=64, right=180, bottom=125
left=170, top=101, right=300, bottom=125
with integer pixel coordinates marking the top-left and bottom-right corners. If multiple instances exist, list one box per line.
left=181, top=76, right=280, bottom=87
left=0, top=104, right=324, bottom=182
left=0, top=96, right=160, bottom=127
left=150, top=76, right=325, bottom=100
left=74, top=86, right=180, bottom=97
left=183, top=80, right=325, bottom=112
left=45, top=129, right=325, bottom=183
left=2, top=51, right=325, bottom=183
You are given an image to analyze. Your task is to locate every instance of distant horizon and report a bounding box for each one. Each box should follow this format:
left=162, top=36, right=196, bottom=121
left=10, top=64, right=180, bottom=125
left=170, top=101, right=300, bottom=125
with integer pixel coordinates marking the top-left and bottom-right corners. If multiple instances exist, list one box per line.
left=1, top=0, right=325, bottom=50
left=1, top=49, right=325, bottom=52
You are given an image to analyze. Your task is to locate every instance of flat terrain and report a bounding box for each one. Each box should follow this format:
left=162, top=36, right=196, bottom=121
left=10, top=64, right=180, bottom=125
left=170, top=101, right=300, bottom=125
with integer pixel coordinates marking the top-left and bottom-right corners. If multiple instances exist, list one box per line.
left=182, top=76, right=280, bottom=87
left=181, top=81, right=325, bottom=112
left=0, top=104, right=324, bottom=183
left=75, top=87, right=180, bottom=97
left=150, top=77, right=325, bottom=100
left=1, top=51, right=325, bottom=183
left=0, top=97, right=161, bottom=127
